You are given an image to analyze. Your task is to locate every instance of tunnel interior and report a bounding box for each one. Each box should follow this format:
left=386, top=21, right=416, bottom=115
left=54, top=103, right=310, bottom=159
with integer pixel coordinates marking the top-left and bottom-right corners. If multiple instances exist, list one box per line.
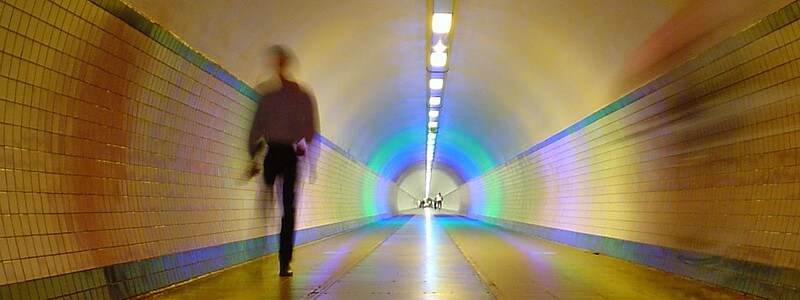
left=1, top=0, right=799, bottom=298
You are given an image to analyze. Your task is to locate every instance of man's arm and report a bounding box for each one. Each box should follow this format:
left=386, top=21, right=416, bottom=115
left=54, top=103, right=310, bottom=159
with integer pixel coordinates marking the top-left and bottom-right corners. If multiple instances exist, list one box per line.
left=248, top=97, right=269, bottom=158
left=303, top=93, right=320, bottom=181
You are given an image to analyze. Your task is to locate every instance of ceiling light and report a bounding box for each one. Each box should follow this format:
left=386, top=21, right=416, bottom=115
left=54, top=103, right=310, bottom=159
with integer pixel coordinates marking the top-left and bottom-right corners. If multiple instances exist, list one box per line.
left=428, top=110, right=440, bottom=118
left=428, top=132, right=436, bottom=139
left=429, top=78, right=443, bottom=90
left=432, top=13, right=452, bottom=34
left=430, top=52, right=447, bottom=68
left=429, top=96, right=441, bottom=106
left=428, top=121, right=438, bottom=129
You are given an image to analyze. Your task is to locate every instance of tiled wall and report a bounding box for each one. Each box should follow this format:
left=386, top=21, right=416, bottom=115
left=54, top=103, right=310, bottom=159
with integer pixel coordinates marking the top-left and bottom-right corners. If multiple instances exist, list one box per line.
left=0, top=0, right=397, bottom=296
left=453, top=1, right=800, bottom=298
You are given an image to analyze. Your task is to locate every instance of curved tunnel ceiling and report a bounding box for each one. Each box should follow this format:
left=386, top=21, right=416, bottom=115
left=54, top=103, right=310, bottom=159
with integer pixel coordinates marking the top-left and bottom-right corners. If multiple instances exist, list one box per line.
left=124, top=0, right=790, bottom=183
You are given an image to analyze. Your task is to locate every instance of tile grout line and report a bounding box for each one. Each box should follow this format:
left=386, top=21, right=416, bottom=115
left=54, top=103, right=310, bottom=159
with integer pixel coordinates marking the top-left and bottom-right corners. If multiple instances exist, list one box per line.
left=437, top=214, right=503, bottom=300
left=303, top=216, right=413, bottom=299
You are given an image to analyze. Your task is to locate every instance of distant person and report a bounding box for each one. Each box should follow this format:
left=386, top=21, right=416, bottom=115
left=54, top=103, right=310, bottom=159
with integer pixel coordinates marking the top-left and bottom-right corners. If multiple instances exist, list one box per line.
left=249, top=45, right=319, bottom=277
left=435, top=193, right=443, bottom=210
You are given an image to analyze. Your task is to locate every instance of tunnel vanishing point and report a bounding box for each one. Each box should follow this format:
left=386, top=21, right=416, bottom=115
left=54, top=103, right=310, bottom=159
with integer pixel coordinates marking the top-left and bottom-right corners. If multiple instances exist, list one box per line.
left=1, top=0, right=800, bottom=299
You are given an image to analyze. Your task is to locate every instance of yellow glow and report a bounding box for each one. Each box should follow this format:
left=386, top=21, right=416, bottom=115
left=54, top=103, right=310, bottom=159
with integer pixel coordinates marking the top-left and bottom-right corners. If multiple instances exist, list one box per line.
left=430, top=52, right=448, bottom=67
left=429, top=79, right=444, bottom=90
left=429, top=96, right=442, bottom=106
left=432, top=13, right=452, bottom=33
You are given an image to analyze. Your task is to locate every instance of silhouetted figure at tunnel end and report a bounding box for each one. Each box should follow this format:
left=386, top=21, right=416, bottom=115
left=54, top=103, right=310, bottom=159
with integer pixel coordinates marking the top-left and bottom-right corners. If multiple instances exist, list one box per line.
left=248, top=45, right=319, bottom=277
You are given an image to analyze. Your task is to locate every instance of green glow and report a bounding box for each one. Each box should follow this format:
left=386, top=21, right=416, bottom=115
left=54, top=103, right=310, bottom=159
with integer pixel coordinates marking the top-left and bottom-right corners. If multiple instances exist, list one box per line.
left=360, top=176, right=378, bottom=216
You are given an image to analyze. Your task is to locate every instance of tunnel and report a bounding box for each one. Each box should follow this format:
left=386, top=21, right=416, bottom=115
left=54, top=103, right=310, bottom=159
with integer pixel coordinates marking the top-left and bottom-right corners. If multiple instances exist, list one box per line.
left=1, top=0, right=800, bottom=299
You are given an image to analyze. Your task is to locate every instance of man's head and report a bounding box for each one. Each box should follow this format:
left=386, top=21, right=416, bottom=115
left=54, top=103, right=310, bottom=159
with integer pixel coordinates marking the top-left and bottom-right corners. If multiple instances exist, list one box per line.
left=268, top=45, right=293, bottom=76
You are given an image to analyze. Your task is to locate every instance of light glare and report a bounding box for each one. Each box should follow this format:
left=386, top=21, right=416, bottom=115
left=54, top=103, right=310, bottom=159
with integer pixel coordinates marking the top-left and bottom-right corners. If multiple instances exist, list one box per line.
left=429, top=78, right=444, bottom=90
left=432, top=13, right=452, bottom=33
left=429, top=96, right=442, bottom=106
left=432, top=40, right=447, bottom=53
left=430, top=52, right=447, bottom=67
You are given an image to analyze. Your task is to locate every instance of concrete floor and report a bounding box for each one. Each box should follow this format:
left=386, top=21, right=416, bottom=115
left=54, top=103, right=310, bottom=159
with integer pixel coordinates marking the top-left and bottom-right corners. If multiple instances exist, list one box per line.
left=143, top=210, right=754, bottom=299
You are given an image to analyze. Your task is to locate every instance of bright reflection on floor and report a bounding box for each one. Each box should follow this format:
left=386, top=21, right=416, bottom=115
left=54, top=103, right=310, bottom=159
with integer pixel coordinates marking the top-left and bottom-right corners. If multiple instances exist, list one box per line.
left=423, top=208, right=437, bottom=290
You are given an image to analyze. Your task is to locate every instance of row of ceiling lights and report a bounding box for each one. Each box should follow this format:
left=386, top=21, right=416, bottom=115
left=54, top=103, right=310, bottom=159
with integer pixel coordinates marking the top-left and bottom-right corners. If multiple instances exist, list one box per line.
left=425, top=11, right=452, bottom=198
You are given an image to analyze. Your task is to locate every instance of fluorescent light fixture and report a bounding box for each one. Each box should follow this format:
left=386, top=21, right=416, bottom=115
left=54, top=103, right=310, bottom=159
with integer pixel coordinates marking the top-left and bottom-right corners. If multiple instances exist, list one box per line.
left=429, top=78, right=444, bottom=90
left=430, top=52, right=448, bottom=67
left=428, top=110, right=440, bottom=118
left=432, top=13, right=452, bottom=33
left=428, top=132, right=436, bottom=139
left=428, top=121, right=438, bottom=128
left=429, top=96, right=442, bottom=106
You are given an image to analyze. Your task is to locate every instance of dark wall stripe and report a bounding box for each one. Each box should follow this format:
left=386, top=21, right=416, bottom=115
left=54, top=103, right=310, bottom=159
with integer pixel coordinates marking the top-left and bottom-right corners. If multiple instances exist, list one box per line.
left=87, top=0, right=261, bottom=101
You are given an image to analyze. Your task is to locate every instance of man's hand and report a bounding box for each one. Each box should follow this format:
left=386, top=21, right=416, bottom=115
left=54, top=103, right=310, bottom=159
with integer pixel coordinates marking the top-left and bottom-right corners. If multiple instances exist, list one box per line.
left=249, top=161, right=262, bottom=178
left=295, top=139, right=307, bottom=156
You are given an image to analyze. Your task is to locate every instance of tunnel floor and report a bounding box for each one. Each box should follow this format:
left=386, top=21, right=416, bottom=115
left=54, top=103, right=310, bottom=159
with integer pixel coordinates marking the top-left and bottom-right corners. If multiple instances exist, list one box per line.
left=143, top=209, right=753, bottom=299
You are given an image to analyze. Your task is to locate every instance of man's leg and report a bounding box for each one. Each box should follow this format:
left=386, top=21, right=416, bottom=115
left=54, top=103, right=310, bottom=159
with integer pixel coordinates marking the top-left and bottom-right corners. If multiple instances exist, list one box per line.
left=279, top=154, right=297, bottom=276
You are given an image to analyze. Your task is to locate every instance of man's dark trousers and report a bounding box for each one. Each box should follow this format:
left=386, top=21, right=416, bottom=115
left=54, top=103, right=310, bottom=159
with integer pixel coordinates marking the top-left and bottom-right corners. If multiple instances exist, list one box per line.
left=263, top=143, right=297, bottom=267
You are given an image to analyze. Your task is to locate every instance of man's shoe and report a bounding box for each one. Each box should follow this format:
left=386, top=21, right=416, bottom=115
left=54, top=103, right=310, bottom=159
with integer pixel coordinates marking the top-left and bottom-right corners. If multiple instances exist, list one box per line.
left=279, top=264, right=293, bottom=277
